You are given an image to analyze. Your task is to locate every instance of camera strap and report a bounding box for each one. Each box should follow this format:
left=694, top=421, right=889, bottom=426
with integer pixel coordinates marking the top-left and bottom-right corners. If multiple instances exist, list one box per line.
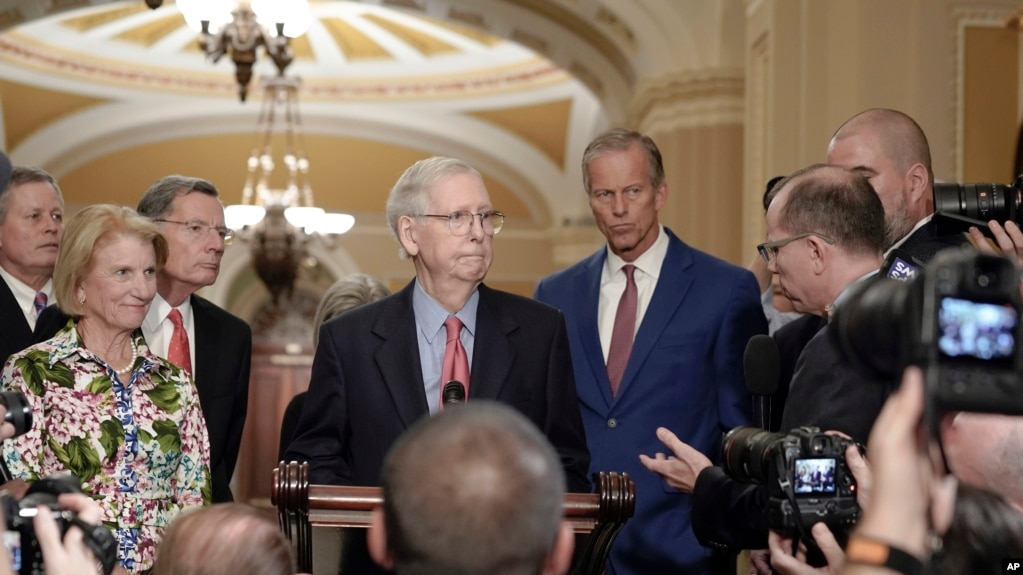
left=774, top=455, right=815, bottom=556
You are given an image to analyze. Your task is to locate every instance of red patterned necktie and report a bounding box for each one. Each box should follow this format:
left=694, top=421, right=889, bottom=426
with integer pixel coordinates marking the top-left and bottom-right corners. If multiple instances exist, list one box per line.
left=440, top=316, right=470, bottom=406
left=167, top=308, right=192, bottom=375
left=606, top=264, right=637, bottom=397
left=33, top=292, right=47, bottom=317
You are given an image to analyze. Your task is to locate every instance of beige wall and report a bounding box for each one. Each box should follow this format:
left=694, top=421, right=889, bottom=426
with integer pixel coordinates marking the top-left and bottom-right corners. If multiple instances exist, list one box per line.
left=742, top=0, right=1023, bottom=250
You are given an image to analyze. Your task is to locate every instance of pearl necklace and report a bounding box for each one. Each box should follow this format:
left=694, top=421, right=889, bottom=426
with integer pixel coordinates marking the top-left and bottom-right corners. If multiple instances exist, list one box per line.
left=114, top=338, right=139, bottom=376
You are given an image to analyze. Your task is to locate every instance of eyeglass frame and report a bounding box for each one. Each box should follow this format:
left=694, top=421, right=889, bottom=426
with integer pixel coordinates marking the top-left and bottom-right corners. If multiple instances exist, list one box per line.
left=153, top=218, right=235, bottom=242
left=416, top=210, right=506, bottom=236
left=756, top=232, right=836, bottom=263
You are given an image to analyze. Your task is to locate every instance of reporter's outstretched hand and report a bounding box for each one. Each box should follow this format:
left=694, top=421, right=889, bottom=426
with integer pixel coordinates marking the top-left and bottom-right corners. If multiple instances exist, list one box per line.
left=638, top=427, right=711, bottom=493
left=768, top=523, right=845, bottom=575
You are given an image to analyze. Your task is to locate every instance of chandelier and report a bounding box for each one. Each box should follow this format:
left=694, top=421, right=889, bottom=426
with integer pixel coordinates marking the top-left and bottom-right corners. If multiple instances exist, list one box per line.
left=225, top=75, right=355, bottom=303
left=175, top=0, right=312, bottom=101
left=147, top=0, right=354, bottom=303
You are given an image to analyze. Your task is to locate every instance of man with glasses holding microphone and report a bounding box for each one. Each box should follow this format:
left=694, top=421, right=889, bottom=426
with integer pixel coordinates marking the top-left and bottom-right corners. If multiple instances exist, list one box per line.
left=284, top=156, right=590, bottom=493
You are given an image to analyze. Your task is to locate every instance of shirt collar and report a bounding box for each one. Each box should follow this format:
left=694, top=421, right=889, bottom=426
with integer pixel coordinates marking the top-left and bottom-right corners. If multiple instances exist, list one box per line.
left=412, top=279, right=479, bottom=343
left=885, top=214, right=934, bottom=256
left=144, top=292, right=193, bottom=332
left=44, top=320, right=157, bottom=375
left=0, top=265, right=52, bottom=310
left=603, top=225, right=669, bottom=282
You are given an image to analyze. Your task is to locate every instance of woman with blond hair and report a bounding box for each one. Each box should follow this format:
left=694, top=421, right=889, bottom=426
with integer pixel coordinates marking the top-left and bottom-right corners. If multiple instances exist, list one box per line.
left=1, top=204, right=210, bottom=573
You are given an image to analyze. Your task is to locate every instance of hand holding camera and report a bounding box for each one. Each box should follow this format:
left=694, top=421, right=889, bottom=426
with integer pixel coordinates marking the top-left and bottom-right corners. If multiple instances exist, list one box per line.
left=0, top=474, right=117, bottom=575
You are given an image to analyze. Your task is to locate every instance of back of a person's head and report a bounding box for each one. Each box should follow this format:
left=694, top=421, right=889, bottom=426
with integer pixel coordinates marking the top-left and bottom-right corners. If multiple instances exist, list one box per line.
left=381, top=401, right=565, bottom=575
left=930, top=483, right=1023, bottom=575
left=153, top=503, right=295, bottom=575
left=312, top=273, right=391, bottom=347
left=833, top=108, right=932, bottom=175
left=775, top=164, right=886, bottom=257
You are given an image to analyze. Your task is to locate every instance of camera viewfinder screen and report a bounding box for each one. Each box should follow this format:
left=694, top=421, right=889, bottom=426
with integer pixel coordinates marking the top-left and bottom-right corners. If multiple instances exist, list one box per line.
left=793, top=458, right=837, bottom=495
left=938, top=297, right=1017, bottom=362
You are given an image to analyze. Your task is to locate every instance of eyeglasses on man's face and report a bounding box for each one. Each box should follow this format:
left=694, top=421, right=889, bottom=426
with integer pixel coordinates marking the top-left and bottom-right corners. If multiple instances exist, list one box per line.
left=154, top=218, right=234, bottom=242
left=418, top=210, right=505, bottom=236
left=756, top=232, right=835, bottom=263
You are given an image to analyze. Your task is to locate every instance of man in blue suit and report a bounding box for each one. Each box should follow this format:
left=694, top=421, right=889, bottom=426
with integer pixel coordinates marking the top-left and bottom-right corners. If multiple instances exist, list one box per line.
left=535, top=129, right=767, bottom=574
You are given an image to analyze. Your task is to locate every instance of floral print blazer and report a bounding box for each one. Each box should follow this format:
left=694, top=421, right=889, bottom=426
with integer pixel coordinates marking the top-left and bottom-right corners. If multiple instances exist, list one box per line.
left=0, top=321, right=211, bottom=573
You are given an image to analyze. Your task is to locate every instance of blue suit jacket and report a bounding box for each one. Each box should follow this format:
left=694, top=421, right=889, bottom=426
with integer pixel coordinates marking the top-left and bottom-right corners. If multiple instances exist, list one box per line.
left=535, top=228, right=767, bottom=575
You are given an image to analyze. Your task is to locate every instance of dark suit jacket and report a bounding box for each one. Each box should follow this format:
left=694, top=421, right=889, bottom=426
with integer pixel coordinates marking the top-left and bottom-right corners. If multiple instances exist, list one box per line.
left=283, top=281, right=591, bottom=492
left=0, top=277, right=34, bottom=368
left=534, top=228, right=768, bottom=575
left=191, top=295, right=251, bottom=503
left=693, top=314, right=896, bottom=550
left=35, top=295, right=251, bottom=503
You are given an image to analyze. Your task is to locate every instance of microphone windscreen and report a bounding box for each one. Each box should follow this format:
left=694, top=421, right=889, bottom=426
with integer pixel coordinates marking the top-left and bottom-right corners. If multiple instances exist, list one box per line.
left=442, top=380, right=465, bottom=404
left=880, top=249, right=923, bottom=281
left=743, top=334, right=780, bottom=396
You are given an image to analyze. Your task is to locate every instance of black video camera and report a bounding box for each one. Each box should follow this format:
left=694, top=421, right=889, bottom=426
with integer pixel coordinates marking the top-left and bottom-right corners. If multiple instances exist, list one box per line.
left=832, top=249, right=1023, bottom=424
left=1, top=474, right=116, bottom=575
left=933, top=175, right=1023, bottom=235
left=722, top=426, right=859, bottom=535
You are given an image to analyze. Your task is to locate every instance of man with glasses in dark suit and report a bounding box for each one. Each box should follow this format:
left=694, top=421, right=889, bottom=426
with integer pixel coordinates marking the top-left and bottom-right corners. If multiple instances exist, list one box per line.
left=284, top=156, right=590, bottom=493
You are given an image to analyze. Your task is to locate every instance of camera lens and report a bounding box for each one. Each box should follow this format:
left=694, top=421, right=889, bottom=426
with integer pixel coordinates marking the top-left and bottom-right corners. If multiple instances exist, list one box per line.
left=934, top=182, right=1022, bottom=224
left=0, top=391, right=32, bottom=437
left=722, top=427, right=782, bottom=484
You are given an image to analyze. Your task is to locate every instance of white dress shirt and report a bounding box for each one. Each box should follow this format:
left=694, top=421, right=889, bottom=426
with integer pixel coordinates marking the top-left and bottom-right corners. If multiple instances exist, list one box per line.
left=143, top=293, right=196, bottom=377
left=597, top=225, right=669, bottom=362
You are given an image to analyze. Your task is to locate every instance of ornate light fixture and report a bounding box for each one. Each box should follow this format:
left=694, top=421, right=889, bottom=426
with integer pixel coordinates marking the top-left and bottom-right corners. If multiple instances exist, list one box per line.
left=159, top=0, right=353, bottom=303
left=177, top=0, right=312, bottom=101
left=225, top=75, right=355, bottom=303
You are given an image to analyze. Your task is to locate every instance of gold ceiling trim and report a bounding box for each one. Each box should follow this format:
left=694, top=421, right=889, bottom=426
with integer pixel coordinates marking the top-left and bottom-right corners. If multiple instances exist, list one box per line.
left=0, top=32, right=570, bottom=100
left=290, top=31, right=314, bottom=61
left=321, top=17, right=393, bottom=61
left=113, top=12, right=183, bottom=46
left=60, top=2, right=147, bottom=32
left=361, top=13, right=458, bottom=57
left=504, top=0, right=634, bottom=84
left=427, top=16, right=502, bottom=47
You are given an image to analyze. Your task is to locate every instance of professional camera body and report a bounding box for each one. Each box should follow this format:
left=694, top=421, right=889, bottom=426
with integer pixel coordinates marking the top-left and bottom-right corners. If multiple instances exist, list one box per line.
left=0, top=474, right=115, bottom=575
left=833, top=249, right=1023, bottom=421
left=722, top=426, right=859, bottom=534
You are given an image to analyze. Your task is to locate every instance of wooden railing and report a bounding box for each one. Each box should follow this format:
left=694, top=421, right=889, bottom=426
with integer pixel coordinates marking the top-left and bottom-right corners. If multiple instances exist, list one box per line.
left=272, top=461, right=635, bottom=575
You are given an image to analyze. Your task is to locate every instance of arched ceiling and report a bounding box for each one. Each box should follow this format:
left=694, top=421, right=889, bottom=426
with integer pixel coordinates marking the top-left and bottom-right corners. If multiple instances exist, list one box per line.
left=0, top=0, right=742, bottom=232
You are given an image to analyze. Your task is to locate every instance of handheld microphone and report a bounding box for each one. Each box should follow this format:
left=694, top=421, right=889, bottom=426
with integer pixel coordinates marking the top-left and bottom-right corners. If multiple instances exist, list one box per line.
left=880, top=249, right=924, bottom=281
left=442, top=380, right=466, bottom=405
left=743, top=334, right=780, bottom=430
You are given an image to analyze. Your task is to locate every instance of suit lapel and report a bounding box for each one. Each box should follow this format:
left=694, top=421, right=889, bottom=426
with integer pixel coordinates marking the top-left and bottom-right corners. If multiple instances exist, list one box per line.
left=470, top=285, right=515, bottom=401
left=372, top=282, right=429, bottom=428
left=616, top=231, right=694, bottom=398
left=575, top=251, right=615, bottom=409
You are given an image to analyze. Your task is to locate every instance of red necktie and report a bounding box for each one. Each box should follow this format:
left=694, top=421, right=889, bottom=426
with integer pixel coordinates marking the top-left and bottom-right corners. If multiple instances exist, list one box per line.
left=441, top=316, right=470, bottom=404
left=167, top=309, right=192, bottom=375
left=607, top=264, right=637, bottom=397
left=33, top=292, right=47, bottom=317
